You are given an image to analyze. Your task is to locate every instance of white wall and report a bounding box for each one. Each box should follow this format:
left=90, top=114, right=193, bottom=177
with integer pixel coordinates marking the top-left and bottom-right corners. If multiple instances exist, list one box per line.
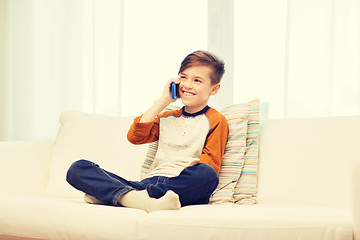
left=0, top=0, right=5, bottom=140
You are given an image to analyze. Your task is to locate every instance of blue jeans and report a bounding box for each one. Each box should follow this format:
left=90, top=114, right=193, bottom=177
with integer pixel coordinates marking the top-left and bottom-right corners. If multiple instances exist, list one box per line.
left=66, top=160, right=219, bottom=207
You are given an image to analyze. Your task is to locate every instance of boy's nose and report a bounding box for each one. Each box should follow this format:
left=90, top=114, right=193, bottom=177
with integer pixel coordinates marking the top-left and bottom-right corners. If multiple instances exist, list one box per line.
left=183, top=80, right=193, bottom=89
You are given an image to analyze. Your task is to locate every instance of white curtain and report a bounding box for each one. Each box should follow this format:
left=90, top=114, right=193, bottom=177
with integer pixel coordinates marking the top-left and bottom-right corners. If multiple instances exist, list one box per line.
left=234, top=0, right=360, bottom=119
left=0, top=0, right=208, bottom=141
left=0, top=0, right=124, bottom=140
left=1, top=0, right=359, bottom=140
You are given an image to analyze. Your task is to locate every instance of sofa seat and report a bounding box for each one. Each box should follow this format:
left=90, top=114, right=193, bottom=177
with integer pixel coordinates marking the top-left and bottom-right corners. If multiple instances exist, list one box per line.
left=0, top=196, right=147, bottom=240
left=0, top=196, right=353, bottom=240
left=139, top=204, right=352, bottom=240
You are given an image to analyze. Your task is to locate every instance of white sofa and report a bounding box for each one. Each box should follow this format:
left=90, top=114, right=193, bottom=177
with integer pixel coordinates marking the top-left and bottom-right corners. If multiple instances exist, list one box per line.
left=0, top=109, right=359, bottom=240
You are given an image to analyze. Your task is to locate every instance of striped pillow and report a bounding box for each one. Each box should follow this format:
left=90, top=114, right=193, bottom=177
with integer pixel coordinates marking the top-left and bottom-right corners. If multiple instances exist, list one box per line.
left=140, top=142, right=158, bottom=179
left=209, top=102, right=250, bottom=204
left=233, top=99, right=260, bottom=204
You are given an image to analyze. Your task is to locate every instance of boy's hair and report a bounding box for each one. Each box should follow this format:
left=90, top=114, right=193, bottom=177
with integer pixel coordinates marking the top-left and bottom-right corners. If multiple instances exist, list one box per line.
left=178, top=50, right=225, bottom=85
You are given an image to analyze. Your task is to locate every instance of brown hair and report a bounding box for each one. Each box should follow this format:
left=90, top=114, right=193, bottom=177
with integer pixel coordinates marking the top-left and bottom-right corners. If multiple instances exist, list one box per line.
left=178, top=50, right=225, bottom=85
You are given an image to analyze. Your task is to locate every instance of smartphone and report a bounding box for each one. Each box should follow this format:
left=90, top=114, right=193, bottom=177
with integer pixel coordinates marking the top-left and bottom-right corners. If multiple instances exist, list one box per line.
left=170, top=82, right=180, bottom=99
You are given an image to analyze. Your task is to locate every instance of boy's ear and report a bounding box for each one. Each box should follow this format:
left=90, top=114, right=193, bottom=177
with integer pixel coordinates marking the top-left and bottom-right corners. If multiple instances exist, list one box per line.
left=210, top=83, right=221, bottom=95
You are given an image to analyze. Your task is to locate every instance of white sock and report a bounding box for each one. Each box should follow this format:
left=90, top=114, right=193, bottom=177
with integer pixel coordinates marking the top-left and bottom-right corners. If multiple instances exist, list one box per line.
left=118, top=190, right=181, bottom=212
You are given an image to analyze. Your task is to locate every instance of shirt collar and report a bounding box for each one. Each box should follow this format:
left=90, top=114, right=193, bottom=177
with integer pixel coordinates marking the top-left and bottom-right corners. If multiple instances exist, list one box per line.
left=182, top=106, right=210, bottom=117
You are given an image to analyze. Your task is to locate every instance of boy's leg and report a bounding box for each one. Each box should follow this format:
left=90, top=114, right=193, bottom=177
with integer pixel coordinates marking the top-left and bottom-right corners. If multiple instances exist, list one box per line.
left=66, top=159, right=146, bottom=206
left=66, top=159, right=181, bottom=212
left=144, top=163, right=219, bottom=206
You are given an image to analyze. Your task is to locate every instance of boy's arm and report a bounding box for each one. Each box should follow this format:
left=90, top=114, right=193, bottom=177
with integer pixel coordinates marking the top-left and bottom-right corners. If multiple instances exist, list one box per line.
left=140, top=78, right=179, bottom=123
left=199, top=113, right=229, bottom=174
left=139, top=98, right=170, bottom=123
left=127, top=78, right=180, bottom=144
left=127, top=115, right=160, bottom=144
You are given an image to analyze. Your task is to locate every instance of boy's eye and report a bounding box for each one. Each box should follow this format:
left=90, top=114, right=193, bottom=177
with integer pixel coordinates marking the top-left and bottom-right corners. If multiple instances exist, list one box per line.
left=195, top=79, right=202, bottom=83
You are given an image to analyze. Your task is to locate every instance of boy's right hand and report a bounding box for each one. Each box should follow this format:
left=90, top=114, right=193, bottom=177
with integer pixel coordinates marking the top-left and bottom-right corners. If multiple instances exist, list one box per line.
left=139, top=78, right=180, bottom=123
left=161, top=78, right=181, bottom=104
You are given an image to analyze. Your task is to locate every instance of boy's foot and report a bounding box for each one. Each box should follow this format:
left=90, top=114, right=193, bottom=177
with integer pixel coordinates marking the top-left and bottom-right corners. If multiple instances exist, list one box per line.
left=118, top=190, right=181, bottom=212
left=84, top=194, right=106, bottom=205
left=150, top=190, right=181, bottom=212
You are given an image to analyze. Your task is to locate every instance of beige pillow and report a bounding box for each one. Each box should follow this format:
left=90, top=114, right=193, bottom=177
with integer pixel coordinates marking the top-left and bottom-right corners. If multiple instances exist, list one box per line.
left=44, top=111, right=148, bottom=198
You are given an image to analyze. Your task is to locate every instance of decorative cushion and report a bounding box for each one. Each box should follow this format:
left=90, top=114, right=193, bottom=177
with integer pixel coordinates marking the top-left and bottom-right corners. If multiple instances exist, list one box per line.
left=140, top=142, right=158, bottom=179
left=209, top=103, right=250, bottom=204
left=44, top=111, right=148, bottom=198
left=233, top=99, right=260, bottom=204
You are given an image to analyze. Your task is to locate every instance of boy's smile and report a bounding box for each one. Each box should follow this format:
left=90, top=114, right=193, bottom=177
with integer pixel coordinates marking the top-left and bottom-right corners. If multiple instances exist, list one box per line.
left=182, top=91, right=195, bottom=96
left=179, top=65, right=220, bottom=114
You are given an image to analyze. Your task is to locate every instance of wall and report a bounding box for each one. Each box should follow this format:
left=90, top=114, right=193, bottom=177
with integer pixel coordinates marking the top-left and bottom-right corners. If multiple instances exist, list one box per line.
left=0, top=1, right=5, bottom=140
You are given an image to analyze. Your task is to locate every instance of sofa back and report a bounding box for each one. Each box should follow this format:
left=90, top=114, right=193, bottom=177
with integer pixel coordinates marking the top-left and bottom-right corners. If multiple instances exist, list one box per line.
left=43, top=110, right=360, bottom=208
left=256, top=115, right=360, bottom=207
left=44, top=111, right=149, bottom=199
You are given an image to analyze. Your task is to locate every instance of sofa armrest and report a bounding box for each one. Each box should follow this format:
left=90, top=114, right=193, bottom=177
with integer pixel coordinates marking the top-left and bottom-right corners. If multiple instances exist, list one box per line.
left=0, top=141, right=54, bottom=196
left=353, top=158, right=360, bottom=240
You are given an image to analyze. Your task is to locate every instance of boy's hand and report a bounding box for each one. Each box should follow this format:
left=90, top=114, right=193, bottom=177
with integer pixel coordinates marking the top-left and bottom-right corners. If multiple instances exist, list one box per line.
left=139, top=78, right=180, bottom=123
left=161, top=78, right=181, bottom=103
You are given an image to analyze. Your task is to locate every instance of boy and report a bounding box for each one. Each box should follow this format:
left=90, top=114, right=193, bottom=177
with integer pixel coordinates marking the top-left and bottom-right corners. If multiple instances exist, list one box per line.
left=66, top=50, right=228, bottom=212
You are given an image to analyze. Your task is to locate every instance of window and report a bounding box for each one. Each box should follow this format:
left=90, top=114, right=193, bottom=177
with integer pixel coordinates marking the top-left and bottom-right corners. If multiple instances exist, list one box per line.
left=234, top=0, right=360, bottom=119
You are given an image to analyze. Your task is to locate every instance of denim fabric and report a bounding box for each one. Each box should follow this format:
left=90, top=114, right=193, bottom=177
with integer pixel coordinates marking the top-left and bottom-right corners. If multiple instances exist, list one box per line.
left=66, top=160, right=219, bottom=207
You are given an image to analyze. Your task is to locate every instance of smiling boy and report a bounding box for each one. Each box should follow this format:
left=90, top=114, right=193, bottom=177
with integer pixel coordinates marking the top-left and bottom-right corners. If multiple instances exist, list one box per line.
left=66, top=50, right=228, bottom=212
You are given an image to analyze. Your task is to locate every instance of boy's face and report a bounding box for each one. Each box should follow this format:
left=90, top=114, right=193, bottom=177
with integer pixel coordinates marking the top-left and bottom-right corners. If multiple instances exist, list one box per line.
left=179, top=65, right=220, bottom=114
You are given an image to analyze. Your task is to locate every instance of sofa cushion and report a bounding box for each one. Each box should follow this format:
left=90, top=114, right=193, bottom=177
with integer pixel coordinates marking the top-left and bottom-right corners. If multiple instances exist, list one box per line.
left=0, top=197, right=352, bottom=240
left=44, top=111, right=148, bottom=198
left=0, top=196, right=147, bottom=240
left=257, top=115, right=360, bottom=207
left=138, top=204, right=352, bottom=240
left=0, top=141, right=54, bottom=196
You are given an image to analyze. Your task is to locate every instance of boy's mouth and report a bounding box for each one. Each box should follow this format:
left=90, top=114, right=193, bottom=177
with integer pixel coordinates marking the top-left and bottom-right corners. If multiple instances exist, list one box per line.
left=182, top=90, right=195, bottom=96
